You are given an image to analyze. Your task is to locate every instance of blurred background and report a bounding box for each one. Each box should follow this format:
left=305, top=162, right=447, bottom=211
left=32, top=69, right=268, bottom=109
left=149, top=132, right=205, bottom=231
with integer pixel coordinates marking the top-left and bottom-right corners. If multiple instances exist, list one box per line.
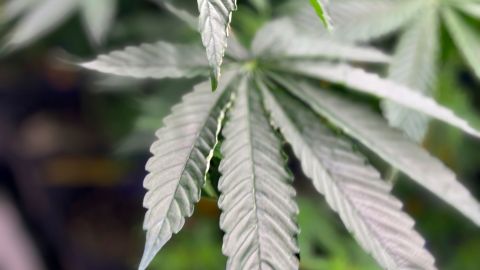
left=0, top=0, right=479, bottom=269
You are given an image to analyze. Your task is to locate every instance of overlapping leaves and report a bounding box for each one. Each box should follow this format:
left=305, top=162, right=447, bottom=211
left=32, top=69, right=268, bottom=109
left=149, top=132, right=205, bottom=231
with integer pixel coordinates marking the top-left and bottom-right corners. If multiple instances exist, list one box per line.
left=78, top=5, right=480, bottom=270
left=139, top=72, right=235, bottom=270
left=292, top=0, right=480, bottom=141
left=1, top=0, right=117, bottom=48
left=260, top=82, right=435, bottom=270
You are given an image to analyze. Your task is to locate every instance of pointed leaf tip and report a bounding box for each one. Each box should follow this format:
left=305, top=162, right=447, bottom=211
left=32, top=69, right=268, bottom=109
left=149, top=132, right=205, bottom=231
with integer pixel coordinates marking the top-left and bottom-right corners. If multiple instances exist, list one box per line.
left=309, top=0, right=332, bottom=30
left=210, top=70, right=218, bottom=91
left=197, top=0, right=236, bottom=91
left=138, top=240, right=157, bottom=270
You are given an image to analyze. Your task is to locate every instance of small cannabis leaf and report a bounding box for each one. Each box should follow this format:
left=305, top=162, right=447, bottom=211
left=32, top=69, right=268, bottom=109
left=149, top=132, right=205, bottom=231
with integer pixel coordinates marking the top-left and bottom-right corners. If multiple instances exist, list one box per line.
left=154, top=0, right=197, bottom=29
left=3, top=0, right=78, bottom=49
left=197, top=0, right=237, bottom=90
left=80, top=8, right=480, bottom=270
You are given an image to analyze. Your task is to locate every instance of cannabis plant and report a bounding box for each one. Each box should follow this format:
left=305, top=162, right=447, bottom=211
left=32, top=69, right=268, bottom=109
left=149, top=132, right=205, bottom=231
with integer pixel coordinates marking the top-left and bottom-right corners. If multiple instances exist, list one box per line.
left=293, top=0, right=480, bottom=142
left=3, top=0, right=480, bottom=269
left=77, top=1, right=480, bottom=269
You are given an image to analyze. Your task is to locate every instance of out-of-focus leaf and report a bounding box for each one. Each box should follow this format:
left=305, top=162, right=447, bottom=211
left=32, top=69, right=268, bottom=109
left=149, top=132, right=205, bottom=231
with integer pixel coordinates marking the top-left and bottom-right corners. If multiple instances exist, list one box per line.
left=443, top=8, right=480, bottom=81
left=4, top=0, right=78, bottom=50
left=382, top=7, right=439, bottom=142
left=1, top=0, right=36, bottom=23
left=454, top=2, right=480, bottom=19
left=80, top=0, right=116, bottom=45
left=292, top=0, right=424, bottom=42
left=252, top=18, right=390, bottom=63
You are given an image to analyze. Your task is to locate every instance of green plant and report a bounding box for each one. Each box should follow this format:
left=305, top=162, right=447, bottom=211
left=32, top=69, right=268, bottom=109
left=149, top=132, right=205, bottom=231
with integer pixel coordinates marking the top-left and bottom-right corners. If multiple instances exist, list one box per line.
left=2, top=1, right=480, bottom=270
left=78, top=2, right=480, bottom=269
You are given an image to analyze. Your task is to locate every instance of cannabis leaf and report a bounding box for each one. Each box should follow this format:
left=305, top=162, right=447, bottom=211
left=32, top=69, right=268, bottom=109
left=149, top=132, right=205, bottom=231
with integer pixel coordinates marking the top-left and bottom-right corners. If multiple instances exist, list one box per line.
left=219, top=77, right=299, bottom=270
left=2, top=0, right=117, bottom=49
left=292, top=0, right=480, bottom=140
left=4, top=0, right=78, bottom=49
left=154, top=0, right=197, bottom=29
left=139, top=73, right=235, bottom=270
left=197, top=0, right=237, bottom=90
left=260, top=82, right=435, bottom=270
left=81, top=41, right=209, bottom=79
left=78, top=6, right=480, bottom=270
left=252, top=19, right=390, bottom=63
left=80, top=0, right=116, bottom=45
left=279, top=63, right=480, bottom=138
left=455, top=2, right=480, bottom=19
left=295, top=0, right=425, bottom=42
left=382, top=7, right=439, bottom=142
left=443, top=7, right=480, bottom=81
left=271, top=76, right=480, bottom=226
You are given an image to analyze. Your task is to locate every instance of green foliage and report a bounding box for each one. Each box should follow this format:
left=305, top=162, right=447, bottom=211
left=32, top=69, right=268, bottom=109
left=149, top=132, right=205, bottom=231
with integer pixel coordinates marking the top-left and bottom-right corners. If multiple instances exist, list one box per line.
left=82, top=2, right=480, bottom=270
left=2, top=1, right=480, bottom=270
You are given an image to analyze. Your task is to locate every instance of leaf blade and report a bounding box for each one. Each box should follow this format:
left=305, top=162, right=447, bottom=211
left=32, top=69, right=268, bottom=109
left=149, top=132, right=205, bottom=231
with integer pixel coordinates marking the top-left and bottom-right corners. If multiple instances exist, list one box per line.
left=219, top=77, right=299, bottom=270
left=281, top=63, right=480, bottom=138
left=383, top=7, right=439, bottom=141
left=197, top=0, right=237, bottom=89
left=252, top=18, right=390, bottom=63
left=81, top=41, right=209, bottom=79
left=443, top=7, right=480, bottom=81
left=5, top=0, right=78, bottom=50
left=454, top=2, right=480, bottom=19
left=260, top=80, right=436, bottom=270
left=139, top=73, right=236, bottom=270
left=80, top=0, right=117, bottom=44
left=293, top=0, right=423, bottom=42
left=273, top=76, right=480, bottom=226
